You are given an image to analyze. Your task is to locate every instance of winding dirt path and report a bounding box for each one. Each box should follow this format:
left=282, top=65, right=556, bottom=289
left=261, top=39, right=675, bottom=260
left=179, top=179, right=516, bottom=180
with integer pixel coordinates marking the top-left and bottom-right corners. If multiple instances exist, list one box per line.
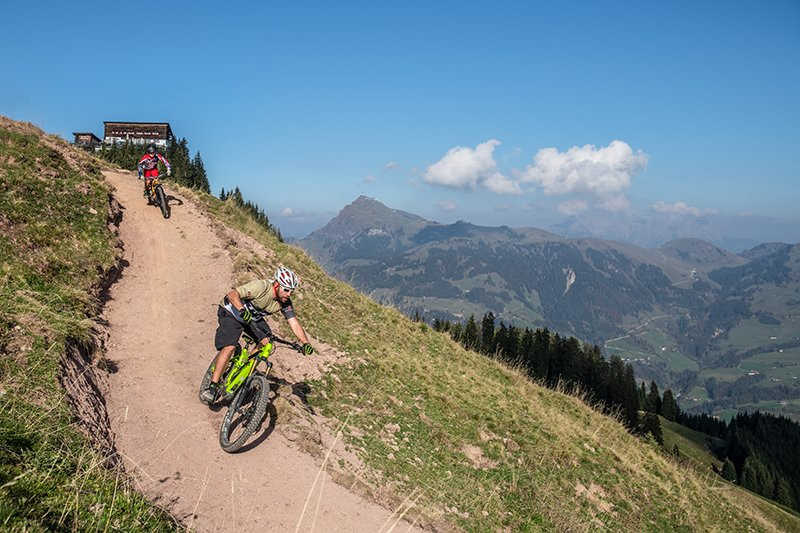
left=102, top=171, right=419, bottom=532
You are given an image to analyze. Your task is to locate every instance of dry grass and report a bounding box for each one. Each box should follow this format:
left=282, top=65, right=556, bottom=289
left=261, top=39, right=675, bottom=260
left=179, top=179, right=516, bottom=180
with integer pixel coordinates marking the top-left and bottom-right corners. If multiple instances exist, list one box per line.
left=158, top=171, right=800, bottom=531
left=0, top=116, right=179, bottom=531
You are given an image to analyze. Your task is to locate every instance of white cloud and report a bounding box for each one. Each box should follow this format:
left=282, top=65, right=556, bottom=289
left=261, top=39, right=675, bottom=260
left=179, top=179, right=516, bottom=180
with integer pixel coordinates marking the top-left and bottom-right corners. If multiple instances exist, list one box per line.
left=652, top=201, right=716, bottom=217
left=280, top=207, right=294, bottom=216
left=436, top=200, right=459, bottom=212
left=520, top=140, right=647, bottom=211
left=384, top=161, right=399, bottom=171
left=424, top=139, right=505, bottom=190
left=363, top=174, right=375, bottom=183
left=494, top=203, right=513, bottom=212
left=557, top=199, right=589, bottom=216
left=484, top=171, right=522, bottom=194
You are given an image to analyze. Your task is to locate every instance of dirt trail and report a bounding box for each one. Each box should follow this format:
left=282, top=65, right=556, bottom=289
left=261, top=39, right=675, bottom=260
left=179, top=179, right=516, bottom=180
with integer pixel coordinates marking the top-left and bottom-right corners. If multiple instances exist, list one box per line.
left=102, top=171, right=420, bottom=532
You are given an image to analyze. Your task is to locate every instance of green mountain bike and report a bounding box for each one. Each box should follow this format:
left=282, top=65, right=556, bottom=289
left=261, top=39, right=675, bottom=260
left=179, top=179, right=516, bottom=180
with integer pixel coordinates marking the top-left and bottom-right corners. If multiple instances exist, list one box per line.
left=199, top=331, right=303, bottom=453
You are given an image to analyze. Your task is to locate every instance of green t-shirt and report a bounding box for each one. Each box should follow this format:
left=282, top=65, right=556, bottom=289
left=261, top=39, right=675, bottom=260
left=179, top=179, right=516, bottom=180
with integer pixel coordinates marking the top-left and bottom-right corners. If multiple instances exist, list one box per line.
left=221, top=279, right=295, bottom=321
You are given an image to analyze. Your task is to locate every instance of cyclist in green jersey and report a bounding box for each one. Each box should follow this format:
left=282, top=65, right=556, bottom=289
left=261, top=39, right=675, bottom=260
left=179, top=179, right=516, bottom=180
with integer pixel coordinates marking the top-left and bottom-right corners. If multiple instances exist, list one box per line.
left=200, top=266, right=314, bottom=404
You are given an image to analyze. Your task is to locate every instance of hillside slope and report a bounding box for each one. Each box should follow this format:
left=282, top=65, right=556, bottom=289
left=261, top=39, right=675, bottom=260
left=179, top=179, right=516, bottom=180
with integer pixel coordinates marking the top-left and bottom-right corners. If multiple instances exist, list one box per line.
left=3, top=117, right=798, bottom=531
left=0, top=117, right=177, bottom=530
left=190, top=192, right=800, bottom=530
left=101, top=171, right=420, bottom=531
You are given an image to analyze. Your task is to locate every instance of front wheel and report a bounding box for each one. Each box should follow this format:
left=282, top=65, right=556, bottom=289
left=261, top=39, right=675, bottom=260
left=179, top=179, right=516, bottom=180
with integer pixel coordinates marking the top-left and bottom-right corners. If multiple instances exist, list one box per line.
left=219, top=374, right=271, bottom=453
left=155, top=185, right=170, bottom=219
left=198, top=358, right=216, bottom=404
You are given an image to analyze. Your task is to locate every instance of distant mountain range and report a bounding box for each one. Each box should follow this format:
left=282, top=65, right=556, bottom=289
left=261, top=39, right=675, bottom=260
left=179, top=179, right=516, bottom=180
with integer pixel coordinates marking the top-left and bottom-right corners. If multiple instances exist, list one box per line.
left=301, top=196, right=800, bottom=419
left=547, top=211, right=799, bottom=253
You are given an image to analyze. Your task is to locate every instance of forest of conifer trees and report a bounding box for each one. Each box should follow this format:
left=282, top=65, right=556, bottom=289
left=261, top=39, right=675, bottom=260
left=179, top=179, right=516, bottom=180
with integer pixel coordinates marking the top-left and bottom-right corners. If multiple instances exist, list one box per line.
left=96, top=140, right=282, bottom=241
left=679, top=409, right=800, bottom=510
left=96, top=138, right=210, bottom=192
left=218, top=186, right=282, bottom=241
left=425, top=311, right=800, bottom=512
left=428, top=312, right=643, bottom=434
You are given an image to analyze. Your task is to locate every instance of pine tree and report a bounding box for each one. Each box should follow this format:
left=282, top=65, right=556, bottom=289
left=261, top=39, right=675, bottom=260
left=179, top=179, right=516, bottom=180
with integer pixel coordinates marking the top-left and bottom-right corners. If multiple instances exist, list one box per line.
left=449, top=322, right=462, bottom=343
left=774, top=476, right=794, bottom=507
left=641, top=412, right=664, bottom=444
left=645, top=381, right=661, bottom=414
left=480, top=312, right=495, bottom=355
left=531, top=328, right=550, bottom=380
left=504, top=324, right=520, bottom=363
left=191, top=151, right=210, bottom=193
left=462, top=315, right=478, bottom=350
left=741, top=455, right=773, bottom=496
left=621, top=363, right=640, bottom=431
left=638, top=381, right=648, bottom=410
left=721, top=459, right=737, bottom=482
left=519, top=328, right=535, bottom=378
left=494, top=322, right=511, bottom=360
left=661, top=389, right=678, bottom=421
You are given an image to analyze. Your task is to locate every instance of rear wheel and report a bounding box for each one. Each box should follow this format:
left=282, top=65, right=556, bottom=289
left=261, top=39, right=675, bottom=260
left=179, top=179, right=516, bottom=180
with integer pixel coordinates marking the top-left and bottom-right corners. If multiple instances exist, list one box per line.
left=155, top=185, right=170, bottom=218
left=219, top=374, right=271, bottom=453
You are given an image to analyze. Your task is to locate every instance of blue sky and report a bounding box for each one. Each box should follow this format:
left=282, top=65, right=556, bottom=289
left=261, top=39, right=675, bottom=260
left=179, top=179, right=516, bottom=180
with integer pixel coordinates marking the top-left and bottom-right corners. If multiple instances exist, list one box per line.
left=3, top=1, right=799, bottom=243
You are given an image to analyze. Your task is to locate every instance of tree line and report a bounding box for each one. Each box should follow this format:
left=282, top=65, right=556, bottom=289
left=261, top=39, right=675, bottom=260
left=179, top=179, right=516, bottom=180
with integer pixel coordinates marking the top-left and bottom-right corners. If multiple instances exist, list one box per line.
left=427, top=313, right=645, bottom=436
left=219, top=187, right=282, bottom=242
left=679, top=409, right=800, bottom=510
left=426, top=311, right=800, bottom=511
left=96, top=138, right=210, bottom=193
left=96, top=140, right=282, bottom=242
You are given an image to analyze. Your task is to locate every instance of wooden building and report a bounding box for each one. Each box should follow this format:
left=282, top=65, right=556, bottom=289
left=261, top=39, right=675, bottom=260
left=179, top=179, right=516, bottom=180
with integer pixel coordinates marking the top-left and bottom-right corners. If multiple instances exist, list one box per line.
left=72, top=132, right=102, bottom=149
left=103, top=121, right=174, bottom=146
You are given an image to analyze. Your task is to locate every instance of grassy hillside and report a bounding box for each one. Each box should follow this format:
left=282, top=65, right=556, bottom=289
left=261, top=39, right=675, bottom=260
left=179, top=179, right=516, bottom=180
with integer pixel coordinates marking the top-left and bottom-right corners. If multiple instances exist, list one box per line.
left=0, top=117, right=177, bottom=530
left=182, top=187, right=800, bottom=531
left=661, top=417, right=725, bottom=472
left=3, top=115, right=797, bottom=531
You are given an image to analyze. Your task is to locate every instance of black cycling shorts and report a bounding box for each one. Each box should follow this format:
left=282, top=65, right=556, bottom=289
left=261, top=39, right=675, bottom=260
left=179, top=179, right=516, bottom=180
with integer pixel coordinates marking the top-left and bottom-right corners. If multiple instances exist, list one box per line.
left=214, top=306, right=272, bottom=350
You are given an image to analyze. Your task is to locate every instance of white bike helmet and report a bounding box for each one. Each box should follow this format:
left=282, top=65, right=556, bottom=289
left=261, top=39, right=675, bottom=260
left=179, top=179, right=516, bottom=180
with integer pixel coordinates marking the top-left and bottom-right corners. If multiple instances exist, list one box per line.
left=274, top=266, right=300, bottom=291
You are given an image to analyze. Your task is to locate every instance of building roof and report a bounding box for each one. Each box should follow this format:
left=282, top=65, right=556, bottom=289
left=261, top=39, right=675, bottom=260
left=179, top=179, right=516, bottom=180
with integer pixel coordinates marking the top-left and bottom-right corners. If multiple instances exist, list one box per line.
left=103, top=121, right=174, bottom=141
left=72, top=132, right=101, bottom=141
left=103, top=121, right=171, bottom=125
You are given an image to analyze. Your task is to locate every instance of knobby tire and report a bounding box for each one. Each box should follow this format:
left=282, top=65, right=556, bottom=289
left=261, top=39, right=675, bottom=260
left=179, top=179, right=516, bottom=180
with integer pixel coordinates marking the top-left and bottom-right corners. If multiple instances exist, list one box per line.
left=198, top=359, right=216, bottom=404
left=219, top=374, right=270, bottom=453
left=156, top=185, right=170, bottom=218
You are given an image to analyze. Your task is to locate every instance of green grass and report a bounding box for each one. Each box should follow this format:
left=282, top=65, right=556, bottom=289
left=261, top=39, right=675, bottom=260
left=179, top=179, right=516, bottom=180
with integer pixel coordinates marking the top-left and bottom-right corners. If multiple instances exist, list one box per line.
left=605, top=326, right=699, bottom=374
left=179, top=184, right=800, bottom=531
left=0, top=117, right=178, bottom=531
left=660, top=417, right=724, bottom=472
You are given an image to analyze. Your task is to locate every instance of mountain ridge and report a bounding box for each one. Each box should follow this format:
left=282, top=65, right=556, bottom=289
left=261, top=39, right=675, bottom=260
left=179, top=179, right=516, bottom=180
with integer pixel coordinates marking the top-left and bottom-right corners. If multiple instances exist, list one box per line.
left=301, top=196, right=800, bottom=422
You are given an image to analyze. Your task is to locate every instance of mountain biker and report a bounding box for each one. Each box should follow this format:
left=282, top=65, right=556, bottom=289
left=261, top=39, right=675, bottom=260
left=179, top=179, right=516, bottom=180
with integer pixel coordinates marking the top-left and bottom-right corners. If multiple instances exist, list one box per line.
left=137, top=143, right=171, bottom=199
left=200, top=266, right=315, bottom=404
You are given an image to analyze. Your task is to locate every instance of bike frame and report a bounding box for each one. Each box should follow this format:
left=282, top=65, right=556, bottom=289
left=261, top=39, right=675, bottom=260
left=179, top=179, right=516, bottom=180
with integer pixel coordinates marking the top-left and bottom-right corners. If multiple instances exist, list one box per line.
left=221, top=334, right=274, bottom=399
left=144, top=176, right=163, bottom=200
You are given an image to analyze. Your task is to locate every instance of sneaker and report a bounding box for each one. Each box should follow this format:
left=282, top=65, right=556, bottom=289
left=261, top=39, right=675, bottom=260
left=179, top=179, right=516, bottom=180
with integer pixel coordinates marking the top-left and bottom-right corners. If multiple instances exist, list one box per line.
left=200, top=382, right=219, bottom=404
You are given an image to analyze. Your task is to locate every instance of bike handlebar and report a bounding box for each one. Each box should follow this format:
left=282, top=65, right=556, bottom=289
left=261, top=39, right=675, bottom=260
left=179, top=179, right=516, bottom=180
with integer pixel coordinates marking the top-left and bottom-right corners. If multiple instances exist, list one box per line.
left=246, top=321, right=303, bottom=353
left=270, top=336, right=304, bottom=353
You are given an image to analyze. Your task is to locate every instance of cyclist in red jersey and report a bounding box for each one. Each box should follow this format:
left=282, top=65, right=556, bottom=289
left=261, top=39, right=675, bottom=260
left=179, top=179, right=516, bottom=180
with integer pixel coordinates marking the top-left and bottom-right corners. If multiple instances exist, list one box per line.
left=137, top=143, right=171, bottom=199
